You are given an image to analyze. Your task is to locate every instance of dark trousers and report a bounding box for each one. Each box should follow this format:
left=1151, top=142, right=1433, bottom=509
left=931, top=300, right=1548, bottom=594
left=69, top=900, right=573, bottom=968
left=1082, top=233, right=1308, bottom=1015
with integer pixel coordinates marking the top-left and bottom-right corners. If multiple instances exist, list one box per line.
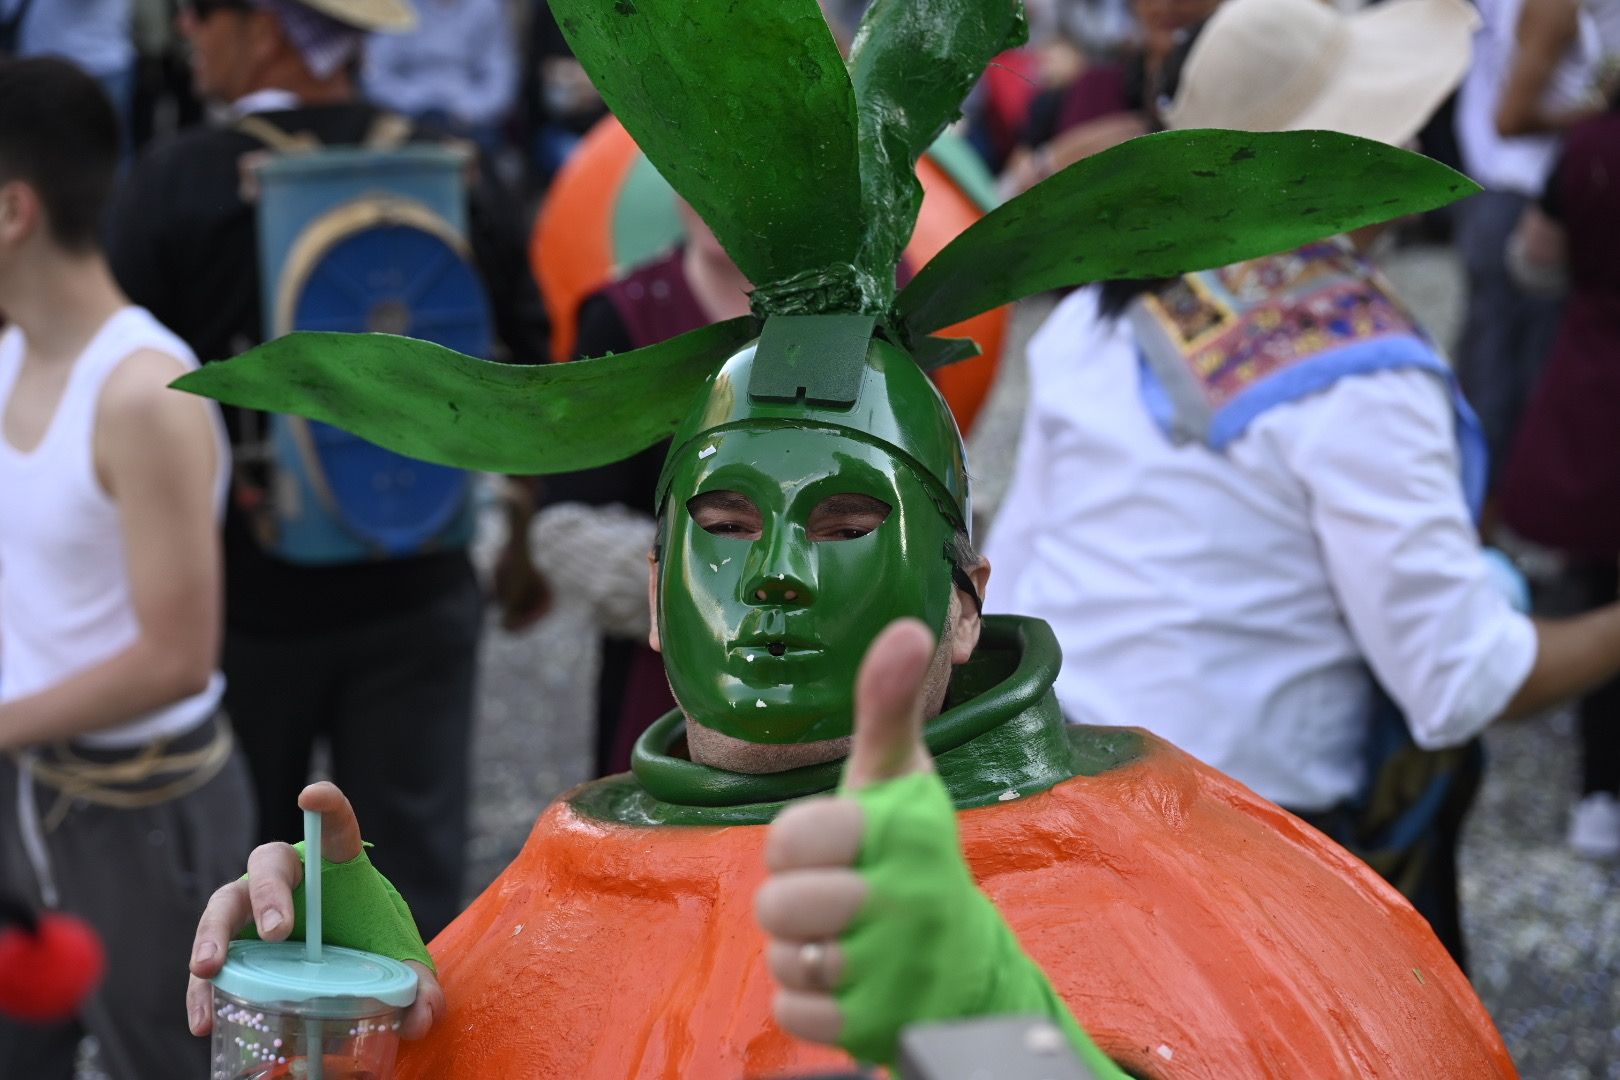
left=224, top=577, right=482, bottom=940
left=1574, top=561, right=1620, bottom=796
left=0, top=716, right=254, bottom=1080
left=1454, top=190, right=1562, bottom=480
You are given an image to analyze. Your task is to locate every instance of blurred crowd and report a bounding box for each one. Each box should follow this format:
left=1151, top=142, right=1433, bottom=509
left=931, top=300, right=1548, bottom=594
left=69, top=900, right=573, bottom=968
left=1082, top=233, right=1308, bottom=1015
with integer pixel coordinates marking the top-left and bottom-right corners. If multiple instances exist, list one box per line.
left=0, top=0, right=1617, bottom=1076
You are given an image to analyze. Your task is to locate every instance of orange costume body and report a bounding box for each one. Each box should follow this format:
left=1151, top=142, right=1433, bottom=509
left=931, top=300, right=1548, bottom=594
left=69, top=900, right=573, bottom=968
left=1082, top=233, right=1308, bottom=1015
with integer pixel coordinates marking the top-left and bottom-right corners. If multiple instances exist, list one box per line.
left=397, top=621, right=1515, bottom=1079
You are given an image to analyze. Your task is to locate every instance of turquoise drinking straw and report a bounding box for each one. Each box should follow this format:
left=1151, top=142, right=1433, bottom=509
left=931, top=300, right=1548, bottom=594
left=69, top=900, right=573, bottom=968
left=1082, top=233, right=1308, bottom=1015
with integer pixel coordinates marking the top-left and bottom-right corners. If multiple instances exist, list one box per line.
left=304, top=809, right=324, bottom=1080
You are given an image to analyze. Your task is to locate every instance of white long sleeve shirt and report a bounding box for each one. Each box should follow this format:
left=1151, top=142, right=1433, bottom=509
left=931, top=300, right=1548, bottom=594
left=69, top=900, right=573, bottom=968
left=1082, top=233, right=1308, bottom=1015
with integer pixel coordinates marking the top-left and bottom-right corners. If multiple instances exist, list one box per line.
left=985, top=287, right=1538, bottom=811
left=4, top=0, right=133, bottom=79
left=360, top=0, right=517, bottom=129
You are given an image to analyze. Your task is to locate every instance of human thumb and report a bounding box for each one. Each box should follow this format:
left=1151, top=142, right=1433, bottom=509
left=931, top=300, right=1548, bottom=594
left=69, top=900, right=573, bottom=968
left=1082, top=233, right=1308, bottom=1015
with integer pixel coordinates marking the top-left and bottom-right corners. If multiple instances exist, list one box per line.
left=297, top=781, right=364, bottom=863
left=842, top=618, right=938, bottom=792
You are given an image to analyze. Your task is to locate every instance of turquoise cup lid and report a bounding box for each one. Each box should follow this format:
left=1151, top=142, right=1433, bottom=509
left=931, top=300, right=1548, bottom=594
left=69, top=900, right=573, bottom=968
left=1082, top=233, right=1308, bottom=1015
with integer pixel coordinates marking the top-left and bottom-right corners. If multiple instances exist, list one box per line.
left=214, top=940, right=418, bottom=1009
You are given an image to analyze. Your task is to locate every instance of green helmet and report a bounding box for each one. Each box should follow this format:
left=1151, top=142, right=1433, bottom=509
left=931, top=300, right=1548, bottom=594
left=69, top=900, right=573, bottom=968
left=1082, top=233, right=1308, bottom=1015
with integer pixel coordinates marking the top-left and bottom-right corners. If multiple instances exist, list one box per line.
left=656, top=317, right=970, bottom=529
left=176, top=0, right=1478, bottom=746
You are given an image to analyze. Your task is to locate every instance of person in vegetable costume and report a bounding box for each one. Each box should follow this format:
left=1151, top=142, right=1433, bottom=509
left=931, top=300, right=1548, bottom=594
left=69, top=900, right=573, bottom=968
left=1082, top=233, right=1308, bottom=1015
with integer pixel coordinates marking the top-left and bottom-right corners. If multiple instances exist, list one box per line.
left=180, top=0, right=1519, bottom=1075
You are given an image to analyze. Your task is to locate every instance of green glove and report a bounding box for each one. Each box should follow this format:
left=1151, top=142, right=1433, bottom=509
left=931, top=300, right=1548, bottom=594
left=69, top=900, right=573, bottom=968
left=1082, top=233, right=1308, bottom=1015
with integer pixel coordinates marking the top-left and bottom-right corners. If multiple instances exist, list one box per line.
left=836, top=770, right=1125, bottom=1076
left=236, top=841, right=435, bottom=971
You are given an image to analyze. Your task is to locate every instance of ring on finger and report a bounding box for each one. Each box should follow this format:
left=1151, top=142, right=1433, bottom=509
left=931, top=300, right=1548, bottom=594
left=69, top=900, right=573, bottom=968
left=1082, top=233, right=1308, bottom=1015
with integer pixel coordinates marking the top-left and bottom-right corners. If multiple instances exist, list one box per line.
left=799, top=940, right=835, bottom=993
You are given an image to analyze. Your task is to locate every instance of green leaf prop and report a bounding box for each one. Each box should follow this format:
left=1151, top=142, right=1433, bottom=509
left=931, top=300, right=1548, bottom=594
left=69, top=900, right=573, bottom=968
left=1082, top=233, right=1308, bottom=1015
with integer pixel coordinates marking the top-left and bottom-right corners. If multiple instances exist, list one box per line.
left=894, top=129, right=1483, bottom=337
left=547, top=0, right=865, bottom=297
left=913, top=335, right=983, bottom=372
left=847, top=0, right=1025, bottom=300
left=171, top=5, right=1494, bottom=492
left=170, top=318, right=760, bottom=475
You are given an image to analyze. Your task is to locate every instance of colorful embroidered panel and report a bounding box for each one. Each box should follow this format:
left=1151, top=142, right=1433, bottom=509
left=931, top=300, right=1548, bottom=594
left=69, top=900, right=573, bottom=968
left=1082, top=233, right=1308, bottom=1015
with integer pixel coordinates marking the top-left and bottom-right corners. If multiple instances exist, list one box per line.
left=1127, top=240, right=1488, bottom=518
left=1134, top=240, right=1422, bottom=414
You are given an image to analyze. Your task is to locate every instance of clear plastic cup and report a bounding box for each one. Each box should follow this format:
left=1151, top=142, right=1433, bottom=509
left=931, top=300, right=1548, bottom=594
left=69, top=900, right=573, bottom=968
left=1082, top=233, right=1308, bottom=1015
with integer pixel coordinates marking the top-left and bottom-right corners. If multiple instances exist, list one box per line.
left=210, top=940, right=417, bottom=1080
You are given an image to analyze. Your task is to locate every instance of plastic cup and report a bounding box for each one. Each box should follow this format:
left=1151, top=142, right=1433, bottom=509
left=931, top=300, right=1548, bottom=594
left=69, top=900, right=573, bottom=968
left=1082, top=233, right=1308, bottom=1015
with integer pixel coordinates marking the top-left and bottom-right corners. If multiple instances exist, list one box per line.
left=209, top=940, right=416, bottom=1080
left=210, top=811, right=417, bottom=1079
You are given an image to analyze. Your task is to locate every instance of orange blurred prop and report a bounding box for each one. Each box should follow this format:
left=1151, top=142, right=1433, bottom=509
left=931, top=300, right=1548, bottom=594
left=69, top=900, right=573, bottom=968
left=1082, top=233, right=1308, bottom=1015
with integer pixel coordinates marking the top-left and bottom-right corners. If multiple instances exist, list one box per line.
left=400, top=733, right=1515, bottom=1079
left=531, top=118, right=1009, bottom=434
left=532, top=120, right=638, bottom=363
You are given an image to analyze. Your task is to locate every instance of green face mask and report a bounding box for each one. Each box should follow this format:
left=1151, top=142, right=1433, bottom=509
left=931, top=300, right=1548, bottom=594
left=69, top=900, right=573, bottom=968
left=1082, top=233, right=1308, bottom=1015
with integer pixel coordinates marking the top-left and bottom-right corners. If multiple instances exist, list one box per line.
left=657, top=427, right=956, bottom=744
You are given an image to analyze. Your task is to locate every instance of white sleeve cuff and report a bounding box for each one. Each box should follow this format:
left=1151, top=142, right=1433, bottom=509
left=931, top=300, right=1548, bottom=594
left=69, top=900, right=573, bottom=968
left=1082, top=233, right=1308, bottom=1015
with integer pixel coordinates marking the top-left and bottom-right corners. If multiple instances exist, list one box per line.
left=1409, top=608, right=1538, bottom=749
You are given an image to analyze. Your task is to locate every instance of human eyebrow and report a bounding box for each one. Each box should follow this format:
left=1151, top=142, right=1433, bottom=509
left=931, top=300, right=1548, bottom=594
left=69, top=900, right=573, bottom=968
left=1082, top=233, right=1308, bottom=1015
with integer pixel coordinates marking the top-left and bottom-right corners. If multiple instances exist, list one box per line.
left=812, top=493, right=891, bottom=517
left=686, top=490, right=763, bottom=539
left=688, top=490, right=757, bottom=514
left=807, top=493, right=892, bottom=541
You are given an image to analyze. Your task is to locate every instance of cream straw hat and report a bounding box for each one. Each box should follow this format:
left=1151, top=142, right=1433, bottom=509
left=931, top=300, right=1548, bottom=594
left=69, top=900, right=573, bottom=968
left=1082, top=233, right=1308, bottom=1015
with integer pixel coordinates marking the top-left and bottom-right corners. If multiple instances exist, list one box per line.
left=297, top=0, right=416, bottom=31
left=1163, top=0, right=1477, bottom=147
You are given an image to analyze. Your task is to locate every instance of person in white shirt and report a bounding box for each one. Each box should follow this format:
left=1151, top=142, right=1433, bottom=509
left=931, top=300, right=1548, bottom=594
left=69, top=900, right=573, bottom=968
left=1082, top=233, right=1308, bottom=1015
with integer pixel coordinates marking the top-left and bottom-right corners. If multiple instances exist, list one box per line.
left=987, top=0, right=1620, bottom=968
left=1453, top=0, right=1611, bottom=490
left=0, top=56, right=251, bottom=1079
left=360, top=0, right=517, bottom=153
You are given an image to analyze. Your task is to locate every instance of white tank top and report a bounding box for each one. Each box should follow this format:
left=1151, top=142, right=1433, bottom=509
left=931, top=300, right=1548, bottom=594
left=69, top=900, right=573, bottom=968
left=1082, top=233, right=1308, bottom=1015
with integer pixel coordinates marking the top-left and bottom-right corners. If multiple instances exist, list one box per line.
left=0, top=307, right=229, bottom=748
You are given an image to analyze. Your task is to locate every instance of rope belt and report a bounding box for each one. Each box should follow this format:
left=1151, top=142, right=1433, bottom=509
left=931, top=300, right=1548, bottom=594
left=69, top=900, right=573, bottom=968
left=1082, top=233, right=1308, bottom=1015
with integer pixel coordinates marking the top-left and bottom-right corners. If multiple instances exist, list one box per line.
left=14, top=717, right=236, bottom=832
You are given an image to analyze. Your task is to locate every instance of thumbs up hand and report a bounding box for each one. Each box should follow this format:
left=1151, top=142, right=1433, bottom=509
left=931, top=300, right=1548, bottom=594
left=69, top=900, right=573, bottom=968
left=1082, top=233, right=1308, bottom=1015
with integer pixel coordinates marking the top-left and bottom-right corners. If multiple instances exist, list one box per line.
left=839, top=618, right=940, bottom=789
left=754, top=618, right=1127, bottom=1076
left=755, top=618, right=938, bottom=1049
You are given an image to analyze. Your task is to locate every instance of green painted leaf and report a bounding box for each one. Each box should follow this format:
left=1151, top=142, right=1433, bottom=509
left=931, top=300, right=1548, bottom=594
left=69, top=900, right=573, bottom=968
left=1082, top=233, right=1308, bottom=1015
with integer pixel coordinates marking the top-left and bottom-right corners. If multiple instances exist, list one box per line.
left=169, top=319, right=760, bottom=475
left=895, top=129, right=1483, bottom=337
left=548, top=0, right=864, bottom=292
left=913, top=335, right=982, bottom=371
left=847, top=0, right=1025, bottom=298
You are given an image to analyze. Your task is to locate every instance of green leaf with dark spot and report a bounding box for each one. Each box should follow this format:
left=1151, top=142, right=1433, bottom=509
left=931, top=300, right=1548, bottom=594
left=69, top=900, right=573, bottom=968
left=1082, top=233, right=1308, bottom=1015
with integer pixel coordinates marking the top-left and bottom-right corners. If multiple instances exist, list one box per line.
left=548, top=0, right=864, bottom=292
left=847, top=0, right=1025, bottom=301
left=895, top=129, right=1483, bottom=336
left=169, top=319, right=760, bottom=475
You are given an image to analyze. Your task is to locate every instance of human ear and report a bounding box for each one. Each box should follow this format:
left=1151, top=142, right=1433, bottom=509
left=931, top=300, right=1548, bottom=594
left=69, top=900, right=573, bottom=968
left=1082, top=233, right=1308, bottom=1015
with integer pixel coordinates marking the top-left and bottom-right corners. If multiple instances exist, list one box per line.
left=948, top=557, right=990, bottom=665
left=0, top=182, right=37, bottom=248
left=246, top=10, right=289, bottom=74
left=646, top=548, right=662, bottom=653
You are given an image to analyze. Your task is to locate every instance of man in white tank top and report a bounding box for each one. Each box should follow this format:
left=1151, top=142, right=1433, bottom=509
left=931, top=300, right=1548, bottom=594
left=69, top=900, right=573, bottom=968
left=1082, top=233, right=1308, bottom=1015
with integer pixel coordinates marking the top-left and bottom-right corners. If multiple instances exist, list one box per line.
left=0, top=57, right=252, bottom=1079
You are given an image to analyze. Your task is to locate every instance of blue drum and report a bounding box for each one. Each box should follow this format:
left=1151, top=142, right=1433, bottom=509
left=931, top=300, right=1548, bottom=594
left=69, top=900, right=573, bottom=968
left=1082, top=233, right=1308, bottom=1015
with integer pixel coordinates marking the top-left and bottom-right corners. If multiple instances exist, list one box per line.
left=251, top=144, right=491, bottom=563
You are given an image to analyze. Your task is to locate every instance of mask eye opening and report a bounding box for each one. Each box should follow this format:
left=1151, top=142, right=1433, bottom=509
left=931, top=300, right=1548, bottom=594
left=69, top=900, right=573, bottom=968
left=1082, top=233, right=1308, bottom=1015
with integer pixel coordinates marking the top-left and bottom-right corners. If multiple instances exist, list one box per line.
left=807, top=493, right=892, bottom=542
left=687, top=490, right=763, bottom=540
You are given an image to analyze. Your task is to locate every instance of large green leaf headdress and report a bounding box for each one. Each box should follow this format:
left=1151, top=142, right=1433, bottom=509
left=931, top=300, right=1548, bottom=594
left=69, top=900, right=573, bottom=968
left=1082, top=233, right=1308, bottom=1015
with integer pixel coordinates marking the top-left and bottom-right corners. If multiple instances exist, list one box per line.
left=176, top=0, right=1477, bottom=748
left=176, top=0, right=1476, bottom=502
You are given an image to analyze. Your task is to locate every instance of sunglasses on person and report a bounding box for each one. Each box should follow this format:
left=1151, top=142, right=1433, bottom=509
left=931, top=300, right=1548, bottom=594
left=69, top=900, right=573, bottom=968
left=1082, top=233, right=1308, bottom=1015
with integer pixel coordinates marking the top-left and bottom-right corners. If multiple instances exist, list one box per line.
left=184, top=0, right=255, bottom=18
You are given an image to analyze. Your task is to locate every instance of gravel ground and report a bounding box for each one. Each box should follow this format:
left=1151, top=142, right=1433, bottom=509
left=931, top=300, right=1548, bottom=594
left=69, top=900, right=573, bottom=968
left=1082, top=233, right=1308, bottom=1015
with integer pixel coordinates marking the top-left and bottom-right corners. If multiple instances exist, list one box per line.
left=461, top=244, right=1620, bottom=1077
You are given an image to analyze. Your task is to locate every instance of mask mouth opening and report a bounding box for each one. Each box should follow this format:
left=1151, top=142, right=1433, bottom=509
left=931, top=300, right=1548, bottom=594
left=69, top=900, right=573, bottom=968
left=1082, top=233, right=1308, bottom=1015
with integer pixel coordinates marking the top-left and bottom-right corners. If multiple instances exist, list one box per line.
left=768, top=642, right=788, bottom=657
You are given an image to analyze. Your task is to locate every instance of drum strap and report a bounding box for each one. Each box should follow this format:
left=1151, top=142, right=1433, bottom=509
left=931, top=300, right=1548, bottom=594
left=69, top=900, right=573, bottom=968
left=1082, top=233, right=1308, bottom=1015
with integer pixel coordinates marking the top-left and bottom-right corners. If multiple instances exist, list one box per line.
left=235, top=111, right=416, bottom=155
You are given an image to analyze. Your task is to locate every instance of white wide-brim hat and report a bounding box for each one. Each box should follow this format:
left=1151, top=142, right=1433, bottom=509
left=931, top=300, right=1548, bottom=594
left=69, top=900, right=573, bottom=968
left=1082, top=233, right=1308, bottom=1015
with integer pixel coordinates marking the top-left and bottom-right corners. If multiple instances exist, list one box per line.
left=298, top=0, right=416, bottom=31
left=1162, top=0, right=1478, bottom=147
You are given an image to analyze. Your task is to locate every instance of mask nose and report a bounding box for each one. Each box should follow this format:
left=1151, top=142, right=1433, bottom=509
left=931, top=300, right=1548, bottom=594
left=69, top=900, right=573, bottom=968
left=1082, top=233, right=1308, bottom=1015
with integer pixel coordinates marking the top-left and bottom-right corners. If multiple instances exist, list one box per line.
left=743, top=521, right=817, bottom=607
